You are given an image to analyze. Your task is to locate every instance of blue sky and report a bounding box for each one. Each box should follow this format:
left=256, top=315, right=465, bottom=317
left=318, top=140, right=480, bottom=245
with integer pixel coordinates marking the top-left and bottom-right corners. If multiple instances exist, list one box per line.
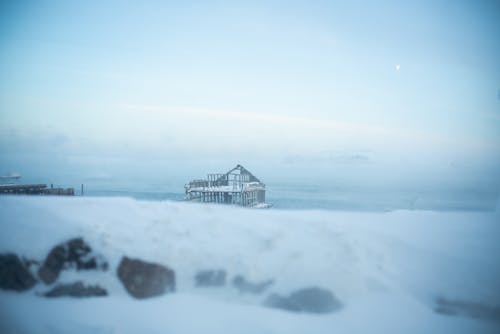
left=1, top=0, right=499, bottom=186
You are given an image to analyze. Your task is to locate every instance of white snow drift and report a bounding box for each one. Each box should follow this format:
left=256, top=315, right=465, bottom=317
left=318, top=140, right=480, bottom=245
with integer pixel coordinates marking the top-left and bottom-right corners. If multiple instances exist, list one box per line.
left=0, top=196, right=499, bottom=334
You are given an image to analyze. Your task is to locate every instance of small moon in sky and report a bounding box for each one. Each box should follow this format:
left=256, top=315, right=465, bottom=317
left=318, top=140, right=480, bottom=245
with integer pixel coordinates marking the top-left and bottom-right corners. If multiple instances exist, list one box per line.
left=395, top=64, right=401, bottom=71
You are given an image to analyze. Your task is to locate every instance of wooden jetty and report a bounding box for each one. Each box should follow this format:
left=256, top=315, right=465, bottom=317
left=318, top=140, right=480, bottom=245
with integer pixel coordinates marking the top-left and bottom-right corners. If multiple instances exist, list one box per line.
left=0, top=184, right=75, bottom=196
left=185, top=164, right=271, bottom=208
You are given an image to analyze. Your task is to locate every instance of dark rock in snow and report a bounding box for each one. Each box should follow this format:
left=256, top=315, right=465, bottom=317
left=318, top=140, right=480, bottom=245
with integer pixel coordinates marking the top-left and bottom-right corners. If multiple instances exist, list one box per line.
left=0, top=253, right=37, bottom=291
left=195, top=269, right=226, bottom=287
left=264, top=287, right=342, bottom=314
left=43, top=281, right=108, bottom=298
left=38, top=237, right=108, bottom=284
left=264, top=293, right=302, bottom=312
left=434, top=297, right=500, bottom=321
left=117, top=256, right=175, bottom=299
left=233, top=275, right=274, bottom=294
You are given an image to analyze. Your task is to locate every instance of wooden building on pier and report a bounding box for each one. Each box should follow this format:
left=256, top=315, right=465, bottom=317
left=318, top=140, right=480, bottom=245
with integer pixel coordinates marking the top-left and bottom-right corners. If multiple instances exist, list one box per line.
left=185, top=165, right=270, bottom=208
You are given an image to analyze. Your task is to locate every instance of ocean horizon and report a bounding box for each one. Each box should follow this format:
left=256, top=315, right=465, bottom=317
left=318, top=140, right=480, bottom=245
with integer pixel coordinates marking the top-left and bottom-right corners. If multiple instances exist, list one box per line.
left=8, top=174, right=496, bottom=212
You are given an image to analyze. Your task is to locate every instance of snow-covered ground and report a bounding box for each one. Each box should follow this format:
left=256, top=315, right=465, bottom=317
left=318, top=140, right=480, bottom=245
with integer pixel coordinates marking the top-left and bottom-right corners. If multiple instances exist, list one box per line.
left=1, top=195, right=499, bottom=334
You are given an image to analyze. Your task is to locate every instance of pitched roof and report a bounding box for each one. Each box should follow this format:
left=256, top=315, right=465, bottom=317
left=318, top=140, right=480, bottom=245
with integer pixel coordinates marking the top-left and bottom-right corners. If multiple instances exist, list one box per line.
left=225, top=164, right=261, bottom=183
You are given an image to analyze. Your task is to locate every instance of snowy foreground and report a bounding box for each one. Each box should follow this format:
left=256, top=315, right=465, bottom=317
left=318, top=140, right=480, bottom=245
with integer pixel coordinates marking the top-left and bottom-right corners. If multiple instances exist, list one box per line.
left=1, top=196, right=499, bottom=334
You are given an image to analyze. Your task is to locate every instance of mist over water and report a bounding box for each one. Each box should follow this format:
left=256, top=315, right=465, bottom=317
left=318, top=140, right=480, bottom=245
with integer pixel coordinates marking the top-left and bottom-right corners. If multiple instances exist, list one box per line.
left=5, top=153, right=497, bottom=212
left=80, top=181, right=498, bottom=212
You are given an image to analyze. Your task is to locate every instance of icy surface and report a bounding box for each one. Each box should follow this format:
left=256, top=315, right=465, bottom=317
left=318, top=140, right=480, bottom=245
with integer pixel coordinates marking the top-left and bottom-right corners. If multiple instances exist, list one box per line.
left=0, top=196, right=499, bottom=334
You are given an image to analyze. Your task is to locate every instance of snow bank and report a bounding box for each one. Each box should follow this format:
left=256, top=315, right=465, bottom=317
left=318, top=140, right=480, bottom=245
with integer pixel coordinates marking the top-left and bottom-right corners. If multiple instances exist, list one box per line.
left=0, top=196, right=499, bottom=334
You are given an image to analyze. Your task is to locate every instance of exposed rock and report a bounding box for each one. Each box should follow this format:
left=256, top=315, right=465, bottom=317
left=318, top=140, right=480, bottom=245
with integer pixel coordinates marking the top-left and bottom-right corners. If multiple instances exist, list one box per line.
left=264, top=293, right=302, bottom=312
left=38, top=237, right=108, bottom=284
left=117, top=256, right=175, bottom=299
left=232, top=275, right=273, bottom=294
left=434, top=297, right=500, bottom=322
left=195, top=269, right=226, bottom=287
left=264, top=287, right=342, bottom=314
left=43, top=281, right=107, bottom=298
left=0, top=253, right=37, bottom=291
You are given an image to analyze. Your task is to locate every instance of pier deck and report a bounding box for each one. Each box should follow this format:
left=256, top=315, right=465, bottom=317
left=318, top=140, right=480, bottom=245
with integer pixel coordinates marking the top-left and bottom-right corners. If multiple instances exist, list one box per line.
left=0, top=184, right=75, bottom=196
